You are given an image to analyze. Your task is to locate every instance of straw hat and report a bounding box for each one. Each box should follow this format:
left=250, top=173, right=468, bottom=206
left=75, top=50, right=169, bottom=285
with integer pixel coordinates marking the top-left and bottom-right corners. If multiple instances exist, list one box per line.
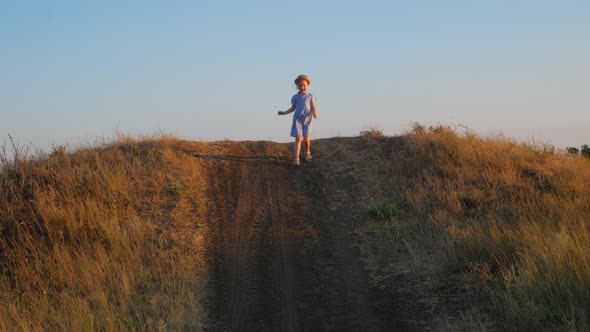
left=294, top=74, right=311, bottom=85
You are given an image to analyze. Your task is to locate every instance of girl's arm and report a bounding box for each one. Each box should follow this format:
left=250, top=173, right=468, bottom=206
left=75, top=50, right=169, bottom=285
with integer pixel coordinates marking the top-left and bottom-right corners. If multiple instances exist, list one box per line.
left=278, top=105, right=295, bottom=116
left=311, top=98, right=318, bottom=119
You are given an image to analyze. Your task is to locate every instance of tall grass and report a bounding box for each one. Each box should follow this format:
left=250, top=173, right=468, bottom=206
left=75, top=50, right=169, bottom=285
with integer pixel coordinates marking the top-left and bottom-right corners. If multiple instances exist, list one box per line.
left=3, top=128, right=589, bottom=330
left=361, top=125, right=590, bottom=330
left=0, top=136, right=208, bottom=330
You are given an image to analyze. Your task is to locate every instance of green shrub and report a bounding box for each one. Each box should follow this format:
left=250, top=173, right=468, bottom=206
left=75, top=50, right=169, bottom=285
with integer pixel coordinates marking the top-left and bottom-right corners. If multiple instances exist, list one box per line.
left=368, top=203, right=397, bottom=220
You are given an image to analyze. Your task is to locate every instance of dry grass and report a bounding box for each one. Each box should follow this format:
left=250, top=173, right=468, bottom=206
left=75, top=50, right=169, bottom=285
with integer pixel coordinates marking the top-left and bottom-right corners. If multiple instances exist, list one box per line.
left=3, top=127, right=589, bottom=330
left=0, top=135, right=210, bottom=330
left=351, top=125, right=590, bottom=330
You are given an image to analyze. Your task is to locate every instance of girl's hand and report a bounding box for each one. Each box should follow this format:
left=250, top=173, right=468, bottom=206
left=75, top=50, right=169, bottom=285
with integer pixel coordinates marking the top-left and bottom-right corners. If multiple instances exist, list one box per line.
left=277, top=111, right=283, bottom=115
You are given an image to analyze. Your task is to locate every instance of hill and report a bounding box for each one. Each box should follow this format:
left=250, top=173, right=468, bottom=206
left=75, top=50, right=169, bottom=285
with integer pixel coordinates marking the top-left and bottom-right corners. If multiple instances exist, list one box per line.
left=1, top=127, right=589, bottom=330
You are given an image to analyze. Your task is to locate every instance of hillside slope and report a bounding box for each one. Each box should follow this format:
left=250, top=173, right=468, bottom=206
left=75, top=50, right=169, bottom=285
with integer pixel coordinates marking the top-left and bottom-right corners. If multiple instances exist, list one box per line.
left=2, top=128, right=590, bottom=330
left=197, top=140, right=398, bottom=330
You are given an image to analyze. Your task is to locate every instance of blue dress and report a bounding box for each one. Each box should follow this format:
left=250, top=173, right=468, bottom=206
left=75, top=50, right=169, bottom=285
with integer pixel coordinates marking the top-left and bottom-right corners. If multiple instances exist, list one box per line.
left=290, top=93, right=316, bottom=137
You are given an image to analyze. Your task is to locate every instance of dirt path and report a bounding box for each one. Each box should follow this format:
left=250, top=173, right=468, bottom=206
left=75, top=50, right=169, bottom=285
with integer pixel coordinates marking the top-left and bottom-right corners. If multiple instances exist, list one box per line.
left=200, top=141, right=396, bottom=331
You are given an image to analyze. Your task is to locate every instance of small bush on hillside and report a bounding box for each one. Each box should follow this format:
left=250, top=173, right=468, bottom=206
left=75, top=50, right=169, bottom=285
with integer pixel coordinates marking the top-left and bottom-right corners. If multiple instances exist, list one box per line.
left=567, top=147, right=580, bottom=155
left=360, top=128, right=385, bottom=144
left=166, top=179, right=185, bottom=196
left=411, top=122, right=426, bottom=134
left=50, top=144, right=67, bottom=158
left=566, top=144, right=590, bottom=159
left=360, top=128, right=384, bottom=137
left=409, top=123, right=461, bottom=141
left=368, top=203, right=398, bottom=221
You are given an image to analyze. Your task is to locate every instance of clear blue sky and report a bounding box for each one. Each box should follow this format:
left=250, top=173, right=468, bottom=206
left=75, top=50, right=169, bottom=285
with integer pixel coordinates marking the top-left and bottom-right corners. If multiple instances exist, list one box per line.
left=2, top=1, right=589, bottom=151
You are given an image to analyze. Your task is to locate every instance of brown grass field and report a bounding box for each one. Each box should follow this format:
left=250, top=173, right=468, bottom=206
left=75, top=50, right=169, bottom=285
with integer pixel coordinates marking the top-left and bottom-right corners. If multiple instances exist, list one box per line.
left=353, top=125, right=590, bottom=330
left=1, top=126, right=589, bottom=330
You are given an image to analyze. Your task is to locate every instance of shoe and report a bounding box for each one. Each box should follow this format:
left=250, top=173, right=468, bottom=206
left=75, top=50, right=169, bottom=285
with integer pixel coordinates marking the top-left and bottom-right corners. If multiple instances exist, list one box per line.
left=305, top=152, right=312, bottom=161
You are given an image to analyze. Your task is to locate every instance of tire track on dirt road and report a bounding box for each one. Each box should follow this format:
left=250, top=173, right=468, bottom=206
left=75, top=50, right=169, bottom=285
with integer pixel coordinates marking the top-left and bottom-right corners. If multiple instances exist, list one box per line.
left=201, top=141, right=394, bottom=331
left=203, top=142, right=309, bottom=331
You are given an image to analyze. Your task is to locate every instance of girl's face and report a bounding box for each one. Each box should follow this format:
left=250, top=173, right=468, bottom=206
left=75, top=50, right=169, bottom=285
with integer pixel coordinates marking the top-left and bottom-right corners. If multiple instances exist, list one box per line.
left=297, top=80, right=309, bottom=94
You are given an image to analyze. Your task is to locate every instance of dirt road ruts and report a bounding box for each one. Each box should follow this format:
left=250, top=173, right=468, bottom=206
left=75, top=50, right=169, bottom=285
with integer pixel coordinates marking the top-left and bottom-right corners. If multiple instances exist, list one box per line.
left=200, top=141, right=396, bottom=331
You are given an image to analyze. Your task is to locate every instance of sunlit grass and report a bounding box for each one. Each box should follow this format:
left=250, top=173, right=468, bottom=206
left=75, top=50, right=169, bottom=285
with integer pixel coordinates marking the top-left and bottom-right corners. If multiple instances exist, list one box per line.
left=3, top=127, right=589, bottom=330
left=356, top=125, right=590, bottom=330
left=0, top=135, right=208, bottom=330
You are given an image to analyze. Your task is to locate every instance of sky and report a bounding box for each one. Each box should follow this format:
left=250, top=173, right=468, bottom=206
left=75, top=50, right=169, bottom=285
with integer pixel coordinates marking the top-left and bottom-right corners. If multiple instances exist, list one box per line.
left=1, top=1, right=589, bottom=152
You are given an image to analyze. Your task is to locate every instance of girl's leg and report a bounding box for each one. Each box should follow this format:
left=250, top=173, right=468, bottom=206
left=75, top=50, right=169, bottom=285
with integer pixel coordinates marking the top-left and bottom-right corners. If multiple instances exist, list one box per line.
left=294, top=135, right=303, bottom=164
left=304, top=136, right=311, bottom=158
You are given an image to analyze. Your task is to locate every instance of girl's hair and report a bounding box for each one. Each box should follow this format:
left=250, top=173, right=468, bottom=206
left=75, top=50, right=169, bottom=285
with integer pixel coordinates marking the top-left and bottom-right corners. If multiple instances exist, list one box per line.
left=294, top=74, right=311, bottom=85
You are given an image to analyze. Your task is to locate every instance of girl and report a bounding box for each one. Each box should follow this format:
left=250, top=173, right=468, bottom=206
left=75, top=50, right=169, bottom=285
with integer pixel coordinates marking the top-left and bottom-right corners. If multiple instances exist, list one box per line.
left=277, top=74, right=318, bottom=166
